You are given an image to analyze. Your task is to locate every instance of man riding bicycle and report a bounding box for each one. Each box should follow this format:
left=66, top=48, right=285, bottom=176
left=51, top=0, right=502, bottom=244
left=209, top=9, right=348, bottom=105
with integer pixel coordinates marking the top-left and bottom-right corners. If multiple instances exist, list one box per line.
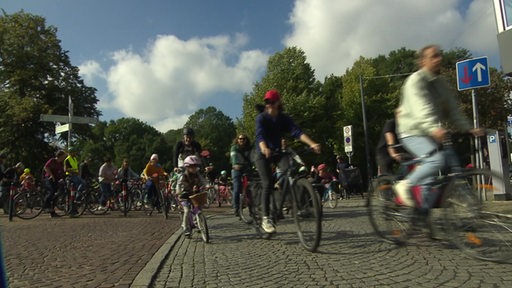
left=395, top=44, right=483, bottom=212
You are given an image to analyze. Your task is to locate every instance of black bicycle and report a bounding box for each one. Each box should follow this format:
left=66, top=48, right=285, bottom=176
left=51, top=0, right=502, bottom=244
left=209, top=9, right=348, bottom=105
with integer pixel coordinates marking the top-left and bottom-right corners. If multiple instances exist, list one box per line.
left=242, top=149, right=322, bottom=252
left=368, top=134, right=512, bottom=262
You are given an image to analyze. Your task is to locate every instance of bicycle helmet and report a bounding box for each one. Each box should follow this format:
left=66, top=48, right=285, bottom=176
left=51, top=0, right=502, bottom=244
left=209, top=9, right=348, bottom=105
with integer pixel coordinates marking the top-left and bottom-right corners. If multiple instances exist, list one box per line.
left=184, top=155, right=201, bottom=167
left=15, top=162, right=24, bottom=170
left=264, top=89, right=281, bottom=102
left=183, top=127, right=195, bottom=136
left=150, top=154, right=159, bottom=161
left=221, top=170, right=227, bottom=175
left=24, top=168, right=30, bottom=174
left=317, top=163, right=326, bottom=171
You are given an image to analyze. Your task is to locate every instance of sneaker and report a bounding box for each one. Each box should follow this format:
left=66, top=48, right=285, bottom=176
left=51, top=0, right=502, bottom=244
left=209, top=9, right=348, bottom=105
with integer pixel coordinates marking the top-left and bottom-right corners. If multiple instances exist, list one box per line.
left=233, top=209, right=240, bottom=217
left=183, top=227, right=191, bottom=237
left=261, top=216, right=276, bottom=233
left=94, top=205, right=106, bottom=211
left=394, top=180, right=414, bottom=207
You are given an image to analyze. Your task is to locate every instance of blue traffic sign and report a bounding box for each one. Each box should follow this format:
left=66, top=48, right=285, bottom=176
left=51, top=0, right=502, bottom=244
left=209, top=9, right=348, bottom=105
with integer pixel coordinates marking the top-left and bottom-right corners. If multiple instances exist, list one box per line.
left=456, top=57, right=490, bottom=91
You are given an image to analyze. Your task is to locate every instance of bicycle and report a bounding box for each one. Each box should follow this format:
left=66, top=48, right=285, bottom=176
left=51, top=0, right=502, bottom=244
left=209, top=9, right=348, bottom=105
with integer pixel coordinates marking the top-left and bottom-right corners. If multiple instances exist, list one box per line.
left=179, top=191, right=209, bottom=243
left=245, top=149, right=322, bottom=252
left=13, top=183, right=44, bottom=220
left=314, top=180, right=339, bottom=209
left=368, top=134, right=512, bottom=262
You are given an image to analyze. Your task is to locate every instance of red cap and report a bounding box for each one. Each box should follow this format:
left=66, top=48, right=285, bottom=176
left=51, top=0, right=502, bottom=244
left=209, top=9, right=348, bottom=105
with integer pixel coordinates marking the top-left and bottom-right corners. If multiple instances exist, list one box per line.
left=317, top=164, right=326, bottom=171
left=264, top=89, right=281, bottom=102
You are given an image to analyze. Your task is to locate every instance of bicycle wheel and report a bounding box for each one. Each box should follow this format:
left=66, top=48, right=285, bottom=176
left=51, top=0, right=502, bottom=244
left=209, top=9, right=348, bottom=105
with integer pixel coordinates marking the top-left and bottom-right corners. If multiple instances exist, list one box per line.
left=326, top=190, right=338, bottom=209
left=239, top=187, right=254, bottom=224
left=15, top=191, right=44, bottom=220
left=291, top=178, right=321, bottom=252
left=205, top=187, right=216, bottom=208
left=86, top=190, right=109, bottom=215
left=160, top=189, right=169, bottom=220
left=443, top=169, right=512, bottom=262
left=195, top=212, right=210, bottom=243
left=53, top=192, right=69, bottom=216
left=367, top=176, right=411, bottom=245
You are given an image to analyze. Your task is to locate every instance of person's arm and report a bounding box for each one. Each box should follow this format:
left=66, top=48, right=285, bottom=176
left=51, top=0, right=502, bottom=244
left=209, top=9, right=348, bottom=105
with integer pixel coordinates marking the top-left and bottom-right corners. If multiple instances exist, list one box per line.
left=384, top=132, right=401, bottom=161
left=299, top=134, right=320, bottom=154
left=173, top=141, right=183, bottom=167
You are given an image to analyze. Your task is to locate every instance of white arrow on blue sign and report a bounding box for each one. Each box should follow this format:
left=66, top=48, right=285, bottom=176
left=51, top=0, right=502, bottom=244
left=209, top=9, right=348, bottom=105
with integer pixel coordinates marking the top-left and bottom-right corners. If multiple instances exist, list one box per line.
left=456, top=56, right=490, bottom=91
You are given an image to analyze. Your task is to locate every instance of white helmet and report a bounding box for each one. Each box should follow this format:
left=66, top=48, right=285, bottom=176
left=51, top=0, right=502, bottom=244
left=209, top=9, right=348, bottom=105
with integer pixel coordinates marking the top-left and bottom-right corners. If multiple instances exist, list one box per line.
left=150, top=154, right=159, bottom=161
left=184, top=155, right=201, bottom=167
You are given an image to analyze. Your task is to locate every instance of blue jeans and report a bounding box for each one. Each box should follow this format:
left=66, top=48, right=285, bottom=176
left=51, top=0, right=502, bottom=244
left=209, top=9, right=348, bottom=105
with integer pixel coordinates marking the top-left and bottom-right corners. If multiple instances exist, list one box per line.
left=99, top=182, right=113, bottom=206
left=401, top=135, right=460, bottom=209
left=231, top=169, right=242, bottom=210
left=67, top=174, right=85, bottom=198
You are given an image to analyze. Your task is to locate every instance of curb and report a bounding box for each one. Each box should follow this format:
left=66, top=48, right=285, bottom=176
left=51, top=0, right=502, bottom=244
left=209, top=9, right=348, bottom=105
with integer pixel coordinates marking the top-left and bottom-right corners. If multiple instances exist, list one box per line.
left=131, top=229, right=182, bottom=287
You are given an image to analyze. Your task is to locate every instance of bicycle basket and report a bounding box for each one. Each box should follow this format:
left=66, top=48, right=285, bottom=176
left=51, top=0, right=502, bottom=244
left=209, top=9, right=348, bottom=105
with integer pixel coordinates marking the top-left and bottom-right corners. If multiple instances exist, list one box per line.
left=189, top=192, right=207, bottom=207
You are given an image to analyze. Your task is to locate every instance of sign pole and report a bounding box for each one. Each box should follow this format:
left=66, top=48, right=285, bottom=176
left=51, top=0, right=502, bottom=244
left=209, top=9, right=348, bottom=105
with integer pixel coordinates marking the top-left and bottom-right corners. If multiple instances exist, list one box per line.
left=68, top=96, right=72, bottom=150
left=472, top=89, right=483, bottom=170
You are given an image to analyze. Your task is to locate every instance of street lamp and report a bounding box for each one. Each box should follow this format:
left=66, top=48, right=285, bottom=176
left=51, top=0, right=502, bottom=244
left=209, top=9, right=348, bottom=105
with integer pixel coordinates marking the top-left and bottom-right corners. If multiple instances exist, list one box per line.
left=359, top=72, right=412, bottom=180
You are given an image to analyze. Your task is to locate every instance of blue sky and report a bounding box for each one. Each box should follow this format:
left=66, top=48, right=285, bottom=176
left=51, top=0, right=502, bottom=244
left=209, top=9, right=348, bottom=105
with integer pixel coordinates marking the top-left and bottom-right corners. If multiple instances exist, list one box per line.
left=2, top=0, right=500, bottom=132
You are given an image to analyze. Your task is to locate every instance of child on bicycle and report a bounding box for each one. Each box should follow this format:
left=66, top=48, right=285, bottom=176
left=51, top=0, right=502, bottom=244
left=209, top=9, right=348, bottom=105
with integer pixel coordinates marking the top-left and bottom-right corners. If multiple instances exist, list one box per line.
left=311, top=164, right=337, bottom=201
left=176, top=155, right=208, bottom=236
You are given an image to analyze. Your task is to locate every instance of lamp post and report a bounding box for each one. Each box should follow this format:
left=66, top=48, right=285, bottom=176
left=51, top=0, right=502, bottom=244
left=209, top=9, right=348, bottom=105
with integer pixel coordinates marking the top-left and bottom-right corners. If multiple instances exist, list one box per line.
left=359, top=72, right=412, bottom=181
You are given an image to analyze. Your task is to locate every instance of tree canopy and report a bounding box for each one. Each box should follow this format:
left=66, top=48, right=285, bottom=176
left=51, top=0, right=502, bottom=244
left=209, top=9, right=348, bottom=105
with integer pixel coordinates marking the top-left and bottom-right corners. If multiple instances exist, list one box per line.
left=0, top=10, right=100, bottom=172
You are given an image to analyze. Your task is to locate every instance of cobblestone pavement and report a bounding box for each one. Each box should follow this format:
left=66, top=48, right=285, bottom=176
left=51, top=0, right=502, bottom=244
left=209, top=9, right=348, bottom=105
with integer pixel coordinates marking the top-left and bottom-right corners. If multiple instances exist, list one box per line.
left=150, top=199, right=512, bottom=288
left=0, top=209, right=182, bottom=288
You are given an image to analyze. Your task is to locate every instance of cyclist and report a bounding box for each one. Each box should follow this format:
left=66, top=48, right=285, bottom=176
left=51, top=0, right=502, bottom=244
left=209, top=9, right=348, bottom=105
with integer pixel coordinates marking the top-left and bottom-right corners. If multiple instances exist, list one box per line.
left=43, top=150, right=67, bottom=217
left=97, top=156, right=117, bottom=211
left=230, top=134, right=252, bottom=217
left=176, top=155, right=208, bottom=236
left=19, top=168, right=35, bottom=190
left=395, top=44, right=483, bottom=212
left=174, top=128, right=202, bottom=170
left=311, top=164, right=337, bottom=200
left=142, top=154, right=167, bottom=211
left=254, top=89, right=321, bottom=234
left=79, top=156, right=94, bottom=182
left=64, top=147, right=86, bottom=216
left=0, top=162, right=25, bottom=213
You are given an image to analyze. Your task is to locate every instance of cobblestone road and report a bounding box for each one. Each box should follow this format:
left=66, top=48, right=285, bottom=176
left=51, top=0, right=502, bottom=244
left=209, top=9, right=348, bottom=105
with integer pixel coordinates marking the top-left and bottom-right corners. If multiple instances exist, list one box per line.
left=0, top=210, right=181, bottom=288
left=151, top=199, right=512, bottom=288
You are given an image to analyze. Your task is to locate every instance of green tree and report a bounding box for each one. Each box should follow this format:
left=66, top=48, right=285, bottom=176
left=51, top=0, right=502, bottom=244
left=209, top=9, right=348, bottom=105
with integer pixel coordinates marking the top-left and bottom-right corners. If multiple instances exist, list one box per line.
left=240, top=47, right=326, bottom=165
left=184, top=106, right=236, bottom=173
left=79, top=118, right=171, bottom=173
left=0, top=11, right=100, bottom=173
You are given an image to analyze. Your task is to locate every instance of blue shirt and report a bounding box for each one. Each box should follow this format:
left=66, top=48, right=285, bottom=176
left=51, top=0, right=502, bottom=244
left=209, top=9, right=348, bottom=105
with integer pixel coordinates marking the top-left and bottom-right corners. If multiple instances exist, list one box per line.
left=255, top=112, right=303, bottom=153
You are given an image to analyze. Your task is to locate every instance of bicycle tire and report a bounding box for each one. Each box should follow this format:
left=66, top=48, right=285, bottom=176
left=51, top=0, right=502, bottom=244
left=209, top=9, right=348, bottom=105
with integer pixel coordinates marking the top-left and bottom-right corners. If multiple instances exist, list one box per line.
left=205, top=187, right=216, bottom=208
left=239, top=186, right=254, bottom=224
left=53, top=192, right=69, bottom=217
left=367, top=176, right=411, bottom=245
left=326, top=190, right=338, bottom=209
left=14, top=190, right=44, bottom=220
left=160, top=189, right=169, bottom=220
left=443, top=169, right=512, bottom=262
left=291, top=178, right=322, bottom=252
left=195, top=212, right=210, bottom=243
left=86, top=191, right=109, bottom=215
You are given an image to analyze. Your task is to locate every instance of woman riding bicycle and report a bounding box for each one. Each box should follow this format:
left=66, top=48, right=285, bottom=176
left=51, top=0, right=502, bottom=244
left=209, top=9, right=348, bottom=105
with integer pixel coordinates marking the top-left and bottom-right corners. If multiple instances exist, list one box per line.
left=254, top=89, right=320, bottom=234
left=142, top=154, right=167, bottom=210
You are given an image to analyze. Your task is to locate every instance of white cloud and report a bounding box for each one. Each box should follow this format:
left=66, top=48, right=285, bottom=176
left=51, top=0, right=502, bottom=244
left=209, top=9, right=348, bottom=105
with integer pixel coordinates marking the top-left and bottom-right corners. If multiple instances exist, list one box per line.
left=284, top=0, right=499, bottom=79
left=104, top=34, right=268, bottom=132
